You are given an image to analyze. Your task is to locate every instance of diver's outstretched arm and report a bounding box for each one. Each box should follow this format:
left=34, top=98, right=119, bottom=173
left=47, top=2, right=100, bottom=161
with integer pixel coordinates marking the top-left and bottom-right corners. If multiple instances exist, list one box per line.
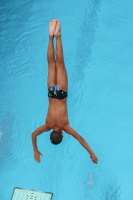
left=63, top=125, right=98, bottom=164
left=31, top=124, right=51, bottom=162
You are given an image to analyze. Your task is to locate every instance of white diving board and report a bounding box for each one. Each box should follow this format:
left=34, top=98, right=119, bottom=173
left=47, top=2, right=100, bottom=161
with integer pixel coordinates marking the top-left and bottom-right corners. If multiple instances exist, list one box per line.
left=11, top=187, right=53, bottom=200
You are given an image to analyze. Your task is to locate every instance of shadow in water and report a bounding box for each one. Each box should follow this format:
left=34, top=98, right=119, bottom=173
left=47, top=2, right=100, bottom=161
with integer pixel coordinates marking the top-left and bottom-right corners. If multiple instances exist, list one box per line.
left=102, top=181, right=121, bottom=200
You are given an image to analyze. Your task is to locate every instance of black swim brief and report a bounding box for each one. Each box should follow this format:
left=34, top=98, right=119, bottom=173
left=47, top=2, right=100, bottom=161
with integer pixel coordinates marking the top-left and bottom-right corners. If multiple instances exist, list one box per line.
left=48, top=85, right=67, bottom=99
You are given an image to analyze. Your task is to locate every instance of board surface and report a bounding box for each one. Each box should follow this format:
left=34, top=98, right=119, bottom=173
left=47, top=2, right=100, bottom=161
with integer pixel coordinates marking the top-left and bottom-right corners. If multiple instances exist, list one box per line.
left=11, top=187, right=53, bottom=200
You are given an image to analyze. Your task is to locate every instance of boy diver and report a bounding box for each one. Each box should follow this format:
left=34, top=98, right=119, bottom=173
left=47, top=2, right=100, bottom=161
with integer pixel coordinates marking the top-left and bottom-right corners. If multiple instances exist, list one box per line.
left=31, top=19, right=98, bottom=164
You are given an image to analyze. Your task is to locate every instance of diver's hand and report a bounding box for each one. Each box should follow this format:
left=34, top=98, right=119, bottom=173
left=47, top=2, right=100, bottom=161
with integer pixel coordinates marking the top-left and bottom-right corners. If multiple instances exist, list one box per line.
left=90, top=153, right=98, bottom=164
left=34, top=150, right=43, bottom=162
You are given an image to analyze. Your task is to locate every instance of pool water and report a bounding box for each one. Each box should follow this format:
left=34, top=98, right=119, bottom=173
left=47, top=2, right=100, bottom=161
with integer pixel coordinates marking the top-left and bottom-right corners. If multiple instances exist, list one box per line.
left=0, top=0, right=133, bottom=199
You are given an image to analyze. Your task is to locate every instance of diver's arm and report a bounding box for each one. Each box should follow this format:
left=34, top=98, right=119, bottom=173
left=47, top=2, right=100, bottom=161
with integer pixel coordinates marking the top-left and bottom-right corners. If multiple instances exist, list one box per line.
left=32, top=124, right=50, bottom=151
left=63, top=125, right=98, bottom=164
left=31, top=124, right=51, bottom=162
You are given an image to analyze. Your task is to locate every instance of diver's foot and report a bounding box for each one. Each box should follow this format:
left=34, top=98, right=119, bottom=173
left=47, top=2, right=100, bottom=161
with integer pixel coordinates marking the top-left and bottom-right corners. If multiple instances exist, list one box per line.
left=54, top=20, right=61, bottom=37
left=49, top=19, right=56, bottom=37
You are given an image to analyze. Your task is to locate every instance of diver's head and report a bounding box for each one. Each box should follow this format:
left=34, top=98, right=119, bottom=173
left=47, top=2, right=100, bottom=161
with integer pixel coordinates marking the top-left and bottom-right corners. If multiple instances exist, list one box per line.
left=50, top=130, right=63, bottom=145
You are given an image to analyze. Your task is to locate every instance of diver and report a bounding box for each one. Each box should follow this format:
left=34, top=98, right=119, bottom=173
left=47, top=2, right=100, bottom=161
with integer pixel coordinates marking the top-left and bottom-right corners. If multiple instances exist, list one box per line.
left=31, top=19, right=98, bottom=164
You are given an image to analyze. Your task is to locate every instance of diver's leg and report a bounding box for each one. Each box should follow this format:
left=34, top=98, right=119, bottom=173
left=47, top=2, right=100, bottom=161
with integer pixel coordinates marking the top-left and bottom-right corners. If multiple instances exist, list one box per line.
left=54, top=20, right=68, bottom=91
left=47, top=20, right=56, bottom=88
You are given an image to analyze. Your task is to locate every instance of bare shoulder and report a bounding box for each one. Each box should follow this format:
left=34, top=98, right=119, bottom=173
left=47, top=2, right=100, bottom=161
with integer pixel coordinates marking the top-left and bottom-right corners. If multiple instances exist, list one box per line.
left=63, top=124, right=71, bottom=132
left=39, top=123, right=51, bottom=132
left=63, top=124, right=75, bottom=136
left=44, top=123, right=51, bottom=129
left=64, top=124, right=76, bottom=136
left=63, top=125, right=82, bottom=141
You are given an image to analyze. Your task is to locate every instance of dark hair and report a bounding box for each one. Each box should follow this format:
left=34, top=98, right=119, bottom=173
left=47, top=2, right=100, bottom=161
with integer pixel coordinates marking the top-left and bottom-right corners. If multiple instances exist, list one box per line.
left=50, top=131, right=63, bottom=145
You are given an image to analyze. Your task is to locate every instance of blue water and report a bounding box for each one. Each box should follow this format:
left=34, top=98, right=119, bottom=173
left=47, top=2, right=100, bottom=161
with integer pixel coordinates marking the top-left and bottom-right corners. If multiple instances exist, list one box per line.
left=0, top=0, right=133, bottom=199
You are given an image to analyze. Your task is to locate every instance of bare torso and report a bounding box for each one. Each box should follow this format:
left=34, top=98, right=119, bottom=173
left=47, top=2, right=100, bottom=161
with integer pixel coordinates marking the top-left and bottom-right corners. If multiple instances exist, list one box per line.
left=46, top=98, right=69, bottom=130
